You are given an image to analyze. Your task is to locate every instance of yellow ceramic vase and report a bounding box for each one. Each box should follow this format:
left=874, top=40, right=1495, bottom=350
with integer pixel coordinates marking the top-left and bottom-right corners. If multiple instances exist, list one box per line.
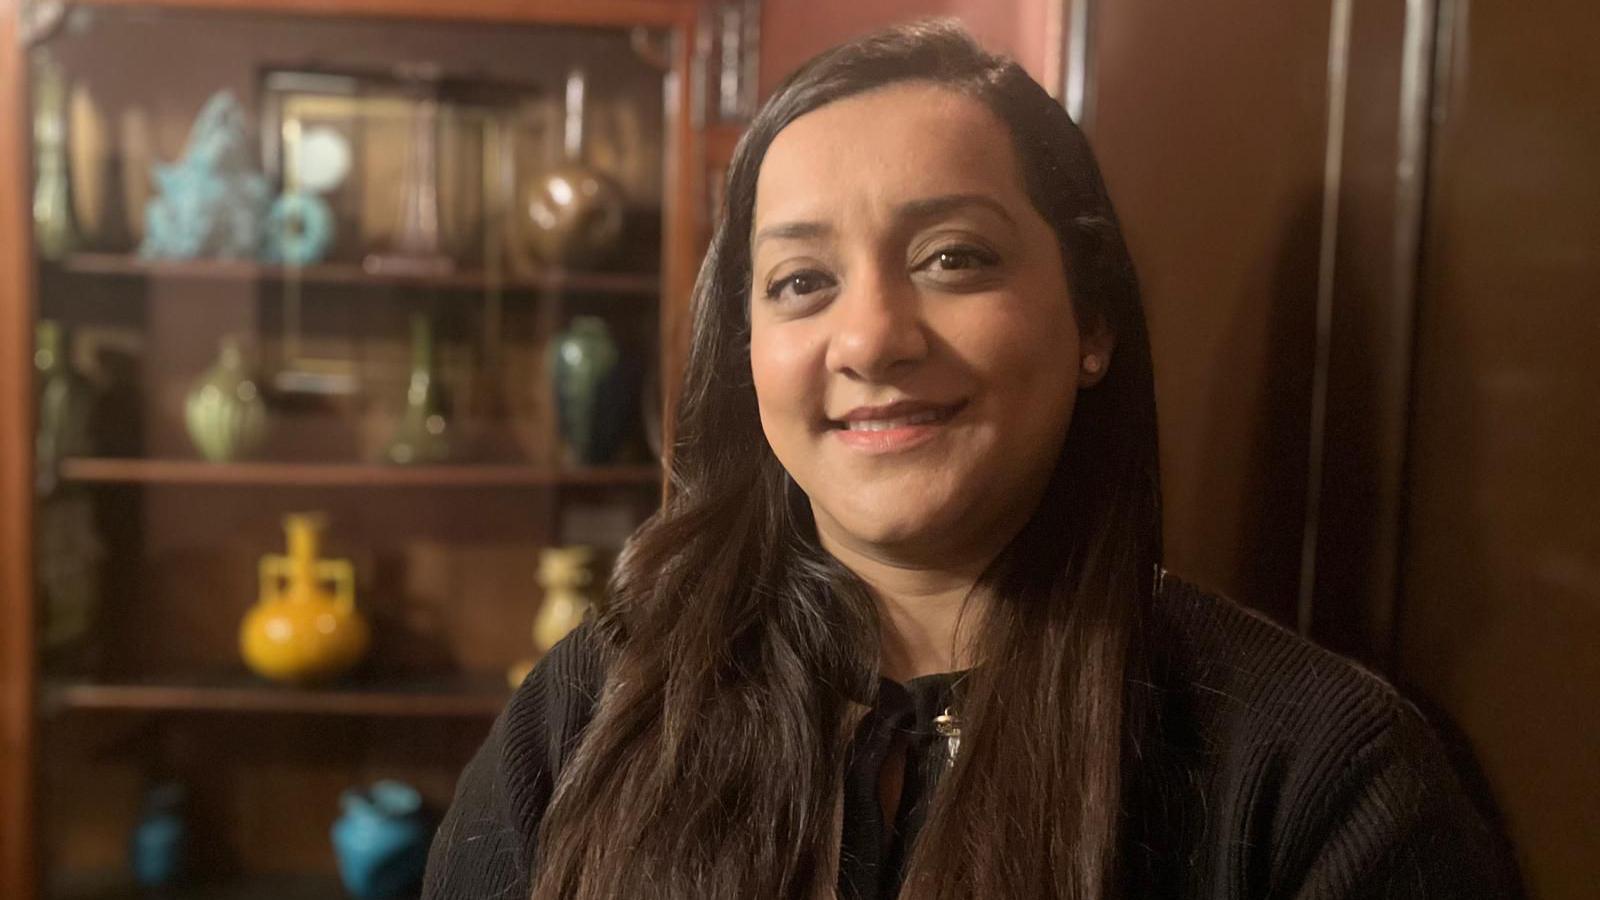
left=508, top=546, right=595, bottom=688
left=241, top=513, right=369, bottom=684
left=533, top=546, right=594, bottom=653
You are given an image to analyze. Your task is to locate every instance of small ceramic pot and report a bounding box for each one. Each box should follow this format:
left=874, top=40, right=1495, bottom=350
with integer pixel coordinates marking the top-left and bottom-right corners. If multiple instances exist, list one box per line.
left=130, top=782, right=187, bottom=888
left=331, top=780, right=432, bottom=900
left=34, top=320, right=95, bottom=494
left=549, top=316, right=634, bottom=466
left=185, top=336, right=268, bottom=463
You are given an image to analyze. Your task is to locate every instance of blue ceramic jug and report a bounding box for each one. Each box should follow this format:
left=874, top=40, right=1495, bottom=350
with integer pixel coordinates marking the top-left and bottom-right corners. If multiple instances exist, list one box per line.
left=331, top=780, right=432, bottom=899
left=130, top=782, right=186, bottom=887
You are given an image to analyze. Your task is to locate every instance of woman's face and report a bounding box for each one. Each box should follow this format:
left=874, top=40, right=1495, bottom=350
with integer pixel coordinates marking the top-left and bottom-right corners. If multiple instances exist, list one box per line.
left=748, top=82, right=1111, bottom=564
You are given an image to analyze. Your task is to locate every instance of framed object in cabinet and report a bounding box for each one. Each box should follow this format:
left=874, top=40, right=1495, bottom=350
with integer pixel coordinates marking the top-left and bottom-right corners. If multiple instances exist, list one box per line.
left=0, top=1, right=713, bottom=898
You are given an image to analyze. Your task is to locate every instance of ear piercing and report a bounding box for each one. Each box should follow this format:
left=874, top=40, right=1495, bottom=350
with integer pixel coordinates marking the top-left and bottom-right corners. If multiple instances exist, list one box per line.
left=1081, top=355, right=1103, bottom=375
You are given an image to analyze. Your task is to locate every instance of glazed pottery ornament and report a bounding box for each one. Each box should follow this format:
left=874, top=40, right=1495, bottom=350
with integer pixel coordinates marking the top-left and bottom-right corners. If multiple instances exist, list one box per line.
left=32, top=52, right=79, bottom=260
left=34, top=320, right=95, bottom=493
left=241, top=513, right=369, bottom=684
left=508, top=546, right=598, bottom=687
left=549, top=316, right=632, bottom=465
left=535, top=546, right=595, bottom=652
left=383, top=314, right=452, bottom=465
left=518, top=68, right=625, bottom=268
left=262, top=190, right=335, bottom=266
left=68, top=80, right=111, bottom=245
left=185, top=336, right=268, bottom=462
left=331, top=780, right=433, bottom=900
left=35, top=491, right=104, bottom=655
left=140, top=90, right=270, bottom=260
left=130, top=782, right=187, bottom=888
left=365, top=96, right=453, bottom=275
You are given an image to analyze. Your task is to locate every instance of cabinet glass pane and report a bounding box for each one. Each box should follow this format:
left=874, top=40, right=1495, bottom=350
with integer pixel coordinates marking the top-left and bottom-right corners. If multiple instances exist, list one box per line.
left=26, top=5, right=673, bottom=894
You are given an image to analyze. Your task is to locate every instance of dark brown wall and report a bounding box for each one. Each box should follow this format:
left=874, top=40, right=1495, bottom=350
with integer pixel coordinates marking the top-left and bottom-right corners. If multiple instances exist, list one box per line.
left=1091, top=0, right=1332, bottom=626
left=1400, top=0, right=1600, bottom=894
left=758, top=0, right=1052, bottom=96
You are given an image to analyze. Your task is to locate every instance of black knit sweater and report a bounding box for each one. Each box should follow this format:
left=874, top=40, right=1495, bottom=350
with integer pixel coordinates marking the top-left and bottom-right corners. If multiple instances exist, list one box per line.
left=423, top=576, right=1516, bottom=898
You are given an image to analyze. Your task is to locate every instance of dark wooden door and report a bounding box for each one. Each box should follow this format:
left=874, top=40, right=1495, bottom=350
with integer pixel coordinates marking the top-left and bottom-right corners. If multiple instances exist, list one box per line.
left=1398, top=0, right=1600, bottom=894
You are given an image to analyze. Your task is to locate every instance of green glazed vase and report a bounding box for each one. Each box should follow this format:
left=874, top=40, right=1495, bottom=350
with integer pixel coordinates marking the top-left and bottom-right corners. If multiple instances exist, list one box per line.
left=34, top=320, right=95, bottom=495
left=549, top=316, right=628, bottom=466
left=383, top=314, right=451, bottom=465
left=32, top=52, right=79, bottom=261
left=185, top=336, right=268, bottom=462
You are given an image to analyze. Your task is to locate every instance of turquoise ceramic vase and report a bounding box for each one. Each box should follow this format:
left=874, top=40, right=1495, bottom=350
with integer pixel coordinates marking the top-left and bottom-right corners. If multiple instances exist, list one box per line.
left=549, top=316, right=631, bottom=465
left=383, top=314, right=452, bottom=465
left=184, top=336, right=268, bottom=462
left=331, top=780, right=432, bottom=900
left=130, top=782, right=187, bottom=888
left=34, top=320, right=95, bottom=494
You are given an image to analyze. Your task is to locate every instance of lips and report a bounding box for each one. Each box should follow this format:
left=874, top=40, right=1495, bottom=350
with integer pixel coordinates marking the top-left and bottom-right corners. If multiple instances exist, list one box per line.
left=824, top=399, right=967, bottom=454
left=828, top=399, right=966, bottom=430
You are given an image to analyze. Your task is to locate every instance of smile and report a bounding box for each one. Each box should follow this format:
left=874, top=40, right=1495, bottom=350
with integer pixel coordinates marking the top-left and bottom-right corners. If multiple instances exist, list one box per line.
left=826, top=400, right=966, bottom=453
left=839, top=407, right=955, bottom=431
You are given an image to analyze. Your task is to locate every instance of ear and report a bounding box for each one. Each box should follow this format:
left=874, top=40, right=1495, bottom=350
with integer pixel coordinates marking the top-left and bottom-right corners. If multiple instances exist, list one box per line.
left=1077, top=315, right=1116, bottom=388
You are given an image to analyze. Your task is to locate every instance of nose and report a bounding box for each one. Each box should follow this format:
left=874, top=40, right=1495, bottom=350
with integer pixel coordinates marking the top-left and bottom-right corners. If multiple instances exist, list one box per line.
left=823, top=266, right=929, bottom=381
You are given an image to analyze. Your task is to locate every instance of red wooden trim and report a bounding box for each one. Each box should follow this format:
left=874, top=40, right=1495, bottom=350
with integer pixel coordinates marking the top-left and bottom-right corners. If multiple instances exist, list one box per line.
left=658, top=6, right=700, bottom=486
left=0, top=1, right=39, bottom=897
left=76, top=0, right=698, bottom=28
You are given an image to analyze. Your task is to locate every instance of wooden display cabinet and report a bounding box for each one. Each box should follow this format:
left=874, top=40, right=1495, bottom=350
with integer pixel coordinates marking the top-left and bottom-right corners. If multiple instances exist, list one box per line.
left=0, top=0, right=736, bottom=897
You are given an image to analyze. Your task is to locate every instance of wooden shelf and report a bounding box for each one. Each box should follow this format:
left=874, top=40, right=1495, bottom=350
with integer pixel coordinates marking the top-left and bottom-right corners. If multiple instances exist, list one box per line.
left=48, top=253, right=661, bottom=298
left=52, top=870, right=356, bottom=900
left=41, top=672, right=514, bottom=719
left=58, top=457, right=661, bottom=488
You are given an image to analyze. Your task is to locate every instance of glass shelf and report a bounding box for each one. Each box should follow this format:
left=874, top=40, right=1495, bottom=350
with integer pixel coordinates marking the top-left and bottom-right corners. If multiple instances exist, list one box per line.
left=52, top=871, right=356, bottom=900
left=46, top=253, right=661, bottom=297
left=41, top=671, right=513, bottom=718
left=58, top=457, right=661, bottom=487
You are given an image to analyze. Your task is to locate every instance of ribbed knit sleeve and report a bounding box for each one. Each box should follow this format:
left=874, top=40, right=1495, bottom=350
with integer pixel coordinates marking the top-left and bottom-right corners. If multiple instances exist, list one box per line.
left=1146, top=579, right=1519, bottom=900
left=1279, top=699, right=1513, bottom=899
left=421, top=623, right=607, bottom=900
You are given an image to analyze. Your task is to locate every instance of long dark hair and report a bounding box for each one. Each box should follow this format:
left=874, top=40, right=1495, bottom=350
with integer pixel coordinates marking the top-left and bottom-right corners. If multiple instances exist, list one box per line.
left=531, top=20, right=1162, bottom=900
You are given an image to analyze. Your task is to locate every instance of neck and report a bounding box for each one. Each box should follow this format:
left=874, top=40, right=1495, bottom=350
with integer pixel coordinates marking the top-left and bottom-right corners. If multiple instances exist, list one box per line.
left=817, top=525, right=994, bottom=683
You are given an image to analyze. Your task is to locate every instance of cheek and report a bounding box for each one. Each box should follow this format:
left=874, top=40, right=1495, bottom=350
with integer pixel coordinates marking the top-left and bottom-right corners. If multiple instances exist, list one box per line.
left=749, top=321, right=821, bottom=440
left=951, top=297, right=1081, bottom=405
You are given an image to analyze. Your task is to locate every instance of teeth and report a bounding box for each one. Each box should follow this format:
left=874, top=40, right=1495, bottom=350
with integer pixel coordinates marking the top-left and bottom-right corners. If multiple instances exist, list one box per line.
left=843, top=408, right=950, bottom=431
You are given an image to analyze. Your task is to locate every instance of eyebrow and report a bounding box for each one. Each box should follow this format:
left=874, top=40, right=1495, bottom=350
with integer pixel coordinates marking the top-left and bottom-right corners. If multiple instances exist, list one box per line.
left=896, top=193, right=1017, bottom=227
left=752, top=193, right=1017, bottom=250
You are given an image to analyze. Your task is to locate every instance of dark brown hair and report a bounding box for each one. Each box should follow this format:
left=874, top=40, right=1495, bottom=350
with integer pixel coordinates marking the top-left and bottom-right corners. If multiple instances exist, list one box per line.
left=531, top=19, right=1161, bottom=899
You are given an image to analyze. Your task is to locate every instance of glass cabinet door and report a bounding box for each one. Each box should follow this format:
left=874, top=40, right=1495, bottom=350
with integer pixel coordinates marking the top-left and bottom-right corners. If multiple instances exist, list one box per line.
left=23, top=4, right=681, bottom=895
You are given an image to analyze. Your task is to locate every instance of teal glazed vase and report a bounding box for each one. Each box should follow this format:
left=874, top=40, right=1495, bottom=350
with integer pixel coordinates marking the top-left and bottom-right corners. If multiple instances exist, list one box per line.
left=129, top=782, right=187, bottom=888
left=383, top=313, right=452, bottom=465
left=549, top=316, right=633, bottom=465
left=184, top=336, right=268, bottom=462
left=331, top=780, right=432, bottom=900
left=34, top=320, right=95, bottom=495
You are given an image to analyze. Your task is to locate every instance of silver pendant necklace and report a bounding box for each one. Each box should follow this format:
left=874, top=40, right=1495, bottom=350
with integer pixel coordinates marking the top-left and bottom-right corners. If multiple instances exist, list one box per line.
left=932, top=708, right=961, bottom=767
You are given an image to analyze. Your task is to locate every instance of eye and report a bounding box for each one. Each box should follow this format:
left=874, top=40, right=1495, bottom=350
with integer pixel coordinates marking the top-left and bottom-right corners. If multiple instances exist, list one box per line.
left=764, top=269, right=835, bottom=303
left=919, top=245, right=1000, bottom=274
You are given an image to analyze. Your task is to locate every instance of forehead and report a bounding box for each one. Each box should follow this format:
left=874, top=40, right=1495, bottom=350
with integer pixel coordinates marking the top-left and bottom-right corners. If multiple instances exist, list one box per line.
left=754, top=82, right=1023, bottom=225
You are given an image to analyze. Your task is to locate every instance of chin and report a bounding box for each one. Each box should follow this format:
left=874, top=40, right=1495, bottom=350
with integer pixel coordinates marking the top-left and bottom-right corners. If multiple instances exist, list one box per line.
left=827, top=495, right=969, bottom=552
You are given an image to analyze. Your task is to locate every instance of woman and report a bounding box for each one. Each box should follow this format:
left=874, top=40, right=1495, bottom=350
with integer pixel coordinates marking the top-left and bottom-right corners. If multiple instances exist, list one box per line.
left=424, top=21, right=1513, bottom=900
